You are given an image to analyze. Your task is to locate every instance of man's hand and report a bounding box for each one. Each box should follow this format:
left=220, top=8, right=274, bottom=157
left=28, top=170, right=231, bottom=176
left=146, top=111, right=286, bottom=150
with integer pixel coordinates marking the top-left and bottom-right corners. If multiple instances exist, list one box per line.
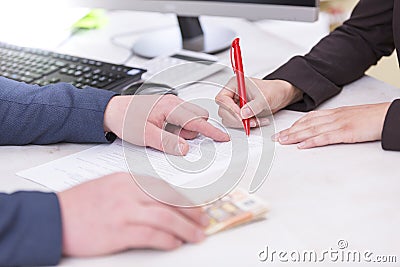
left=104, top=95, right=230, bottom=156
left=215, top=78, right=302, bottom=129
left=273, top=103, right=391, bottom=149
left=58, top=172, right=209, bottom=257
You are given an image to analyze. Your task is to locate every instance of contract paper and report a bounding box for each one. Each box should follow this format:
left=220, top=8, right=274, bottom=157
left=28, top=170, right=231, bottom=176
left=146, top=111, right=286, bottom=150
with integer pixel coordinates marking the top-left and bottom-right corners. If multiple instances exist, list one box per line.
left=17, top=129, right=267, bottom=192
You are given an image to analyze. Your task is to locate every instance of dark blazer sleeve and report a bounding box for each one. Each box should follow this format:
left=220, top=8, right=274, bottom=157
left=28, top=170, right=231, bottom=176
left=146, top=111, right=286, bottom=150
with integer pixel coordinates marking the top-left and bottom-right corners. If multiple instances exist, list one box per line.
left=0, top=192, right=62, bottom=266
left=382, top=100, right=400, bottom=151
left=264, top=0, right=400, bottom=151
left=264, top=0, right=395, bottom=111
left=0, top=77, right=117, bottom=145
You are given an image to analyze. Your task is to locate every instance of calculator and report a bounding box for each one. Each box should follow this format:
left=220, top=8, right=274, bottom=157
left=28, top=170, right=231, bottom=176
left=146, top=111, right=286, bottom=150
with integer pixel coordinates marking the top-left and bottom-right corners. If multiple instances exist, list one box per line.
left=141, top=50, right=225, bottom=89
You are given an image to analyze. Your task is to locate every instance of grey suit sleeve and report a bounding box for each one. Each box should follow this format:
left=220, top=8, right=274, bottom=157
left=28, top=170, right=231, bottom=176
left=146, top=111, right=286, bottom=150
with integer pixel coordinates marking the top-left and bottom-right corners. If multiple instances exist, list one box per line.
left=0, top=77, right=117, bottom=145
left=0, top=77, right=118, bottom=265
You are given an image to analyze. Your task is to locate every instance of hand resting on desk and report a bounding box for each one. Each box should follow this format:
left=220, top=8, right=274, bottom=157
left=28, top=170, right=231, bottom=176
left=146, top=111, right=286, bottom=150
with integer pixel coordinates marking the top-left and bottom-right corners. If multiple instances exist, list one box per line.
left=273, top=103, right=391, bottom=149
left=58, top=172, right=208, bottom=257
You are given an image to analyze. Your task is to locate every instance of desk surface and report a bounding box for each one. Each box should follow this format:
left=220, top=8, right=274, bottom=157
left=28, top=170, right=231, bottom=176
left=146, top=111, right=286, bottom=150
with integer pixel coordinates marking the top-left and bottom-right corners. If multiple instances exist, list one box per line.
left=1, top=10, right=400, bottom=267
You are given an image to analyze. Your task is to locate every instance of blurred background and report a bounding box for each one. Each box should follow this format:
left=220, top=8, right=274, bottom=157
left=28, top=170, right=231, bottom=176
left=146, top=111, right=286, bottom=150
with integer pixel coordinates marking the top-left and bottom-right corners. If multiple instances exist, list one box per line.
left=0, top=0, right=398, bottom=88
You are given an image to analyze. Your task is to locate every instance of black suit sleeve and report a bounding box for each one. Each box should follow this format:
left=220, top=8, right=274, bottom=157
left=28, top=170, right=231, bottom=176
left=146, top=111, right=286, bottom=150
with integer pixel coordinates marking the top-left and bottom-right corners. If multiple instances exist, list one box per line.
left=382, top=100, right=400, bottom=151
left=264, top=0, right=400, bottom=150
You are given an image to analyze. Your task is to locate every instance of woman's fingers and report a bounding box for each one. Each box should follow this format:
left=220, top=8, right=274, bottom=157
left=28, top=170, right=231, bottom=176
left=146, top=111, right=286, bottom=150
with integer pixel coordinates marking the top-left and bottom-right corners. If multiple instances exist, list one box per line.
left=271, top=109, right=341, bottom=147
left=276, top=119, right=339, bottom=145
left=271, top=104, right=391, bottom=149
left=297, top=131, right=344, bottom=149
left=278, top=123, right=338, bottom=145
left=218, top=107, right=242, bottom=128
left=218, top=106, right=270, bottom=129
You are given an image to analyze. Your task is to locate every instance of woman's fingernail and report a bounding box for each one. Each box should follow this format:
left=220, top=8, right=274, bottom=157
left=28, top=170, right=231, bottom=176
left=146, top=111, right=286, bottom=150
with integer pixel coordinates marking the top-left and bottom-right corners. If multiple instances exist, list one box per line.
left=271, top=133, right=280, bottom=141
left=298, top=142, right=306, bottom=149
left=250, top=120, right=257, bottom=127
left=279, top=135, right=288, bottom=142
left=241, top=107, right=252, bottom=118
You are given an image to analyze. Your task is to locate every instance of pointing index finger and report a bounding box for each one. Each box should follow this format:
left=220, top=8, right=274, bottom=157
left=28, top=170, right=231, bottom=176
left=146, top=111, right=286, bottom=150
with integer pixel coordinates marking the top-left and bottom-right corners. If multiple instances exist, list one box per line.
left=183, top=117, right=230, bottom=142
left=165, top=100, right=230, bottom=142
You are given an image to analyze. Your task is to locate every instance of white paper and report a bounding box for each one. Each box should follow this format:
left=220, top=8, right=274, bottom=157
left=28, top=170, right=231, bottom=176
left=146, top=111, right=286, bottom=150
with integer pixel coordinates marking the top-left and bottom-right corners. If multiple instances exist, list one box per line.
left=17, top=131, right=266, bottom=192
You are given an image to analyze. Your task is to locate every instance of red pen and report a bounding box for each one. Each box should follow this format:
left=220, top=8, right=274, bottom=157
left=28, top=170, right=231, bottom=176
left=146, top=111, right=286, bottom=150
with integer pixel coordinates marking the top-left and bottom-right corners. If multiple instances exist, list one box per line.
left=230, top=38, right=250, bottom=136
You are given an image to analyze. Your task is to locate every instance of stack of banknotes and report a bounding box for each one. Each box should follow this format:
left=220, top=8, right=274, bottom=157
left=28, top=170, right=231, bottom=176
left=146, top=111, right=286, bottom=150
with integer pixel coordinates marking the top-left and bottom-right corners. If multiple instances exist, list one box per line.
left=204, top=189, right=269, bottom=235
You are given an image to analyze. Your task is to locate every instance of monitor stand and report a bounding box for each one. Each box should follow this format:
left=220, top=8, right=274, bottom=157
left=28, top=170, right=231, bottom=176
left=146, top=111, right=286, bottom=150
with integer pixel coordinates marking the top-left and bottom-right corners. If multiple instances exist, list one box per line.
left=132, top=16, right=236, bottom=58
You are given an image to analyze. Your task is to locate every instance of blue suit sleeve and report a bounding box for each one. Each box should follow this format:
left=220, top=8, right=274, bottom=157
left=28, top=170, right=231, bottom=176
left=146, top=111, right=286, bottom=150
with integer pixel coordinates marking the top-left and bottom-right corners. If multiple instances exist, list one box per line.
left=0, top=192, right=62, bottom=266
left=0, top=77, right=117, bottom=145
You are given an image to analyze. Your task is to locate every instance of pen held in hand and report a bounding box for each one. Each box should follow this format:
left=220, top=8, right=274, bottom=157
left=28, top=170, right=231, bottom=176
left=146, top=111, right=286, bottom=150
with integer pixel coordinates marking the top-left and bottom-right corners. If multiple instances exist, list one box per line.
left=230, top=37, right=250, bottom=136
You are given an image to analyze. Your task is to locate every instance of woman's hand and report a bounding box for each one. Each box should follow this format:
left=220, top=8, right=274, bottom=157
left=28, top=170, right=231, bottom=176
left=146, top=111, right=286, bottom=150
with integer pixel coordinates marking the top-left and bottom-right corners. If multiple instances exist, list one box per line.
left=273, top=103, right=391, bottom=149
left=215, top=78, right=303, bottom=129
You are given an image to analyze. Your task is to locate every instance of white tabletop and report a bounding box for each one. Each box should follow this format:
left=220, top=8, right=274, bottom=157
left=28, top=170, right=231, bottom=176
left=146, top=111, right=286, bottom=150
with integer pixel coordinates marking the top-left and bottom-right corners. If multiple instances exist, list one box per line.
left=1, top=10, right=399, bottom=267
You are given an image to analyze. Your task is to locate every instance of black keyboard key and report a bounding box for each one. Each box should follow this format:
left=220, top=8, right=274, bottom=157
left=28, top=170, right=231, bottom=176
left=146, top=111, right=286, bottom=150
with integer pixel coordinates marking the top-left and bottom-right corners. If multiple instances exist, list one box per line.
left=10, top=74, right=21, bottom=80
left=82, top=66, right=91, bottom=73
left=1, top=72, right=10, bottom=78
left=74, top=71, right=83, bottom=77
left=25, top=72, right=42, bottom=79
left=0, top=41, right=145, bottom=91
left=93, top=69, right=101, bottom=75
left=20, top=76, right=33, bottom=83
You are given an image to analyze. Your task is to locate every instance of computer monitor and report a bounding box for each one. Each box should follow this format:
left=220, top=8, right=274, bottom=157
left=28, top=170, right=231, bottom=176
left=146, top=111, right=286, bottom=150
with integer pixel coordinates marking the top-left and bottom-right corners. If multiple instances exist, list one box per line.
left=70, top=0, right=319, bottom=57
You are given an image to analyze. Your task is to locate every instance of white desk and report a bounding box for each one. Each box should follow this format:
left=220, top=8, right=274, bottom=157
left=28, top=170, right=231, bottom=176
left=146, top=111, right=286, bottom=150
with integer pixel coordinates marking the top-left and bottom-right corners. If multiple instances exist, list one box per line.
left=1, top=10, right=400, bottom=267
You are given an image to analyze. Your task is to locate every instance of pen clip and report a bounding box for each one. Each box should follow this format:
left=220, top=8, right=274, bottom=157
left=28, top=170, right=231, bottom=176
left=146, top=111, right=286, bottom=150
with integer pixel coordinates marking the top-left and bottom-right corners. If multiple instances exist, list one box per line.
left=230, top=44, right=236, bottom=74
